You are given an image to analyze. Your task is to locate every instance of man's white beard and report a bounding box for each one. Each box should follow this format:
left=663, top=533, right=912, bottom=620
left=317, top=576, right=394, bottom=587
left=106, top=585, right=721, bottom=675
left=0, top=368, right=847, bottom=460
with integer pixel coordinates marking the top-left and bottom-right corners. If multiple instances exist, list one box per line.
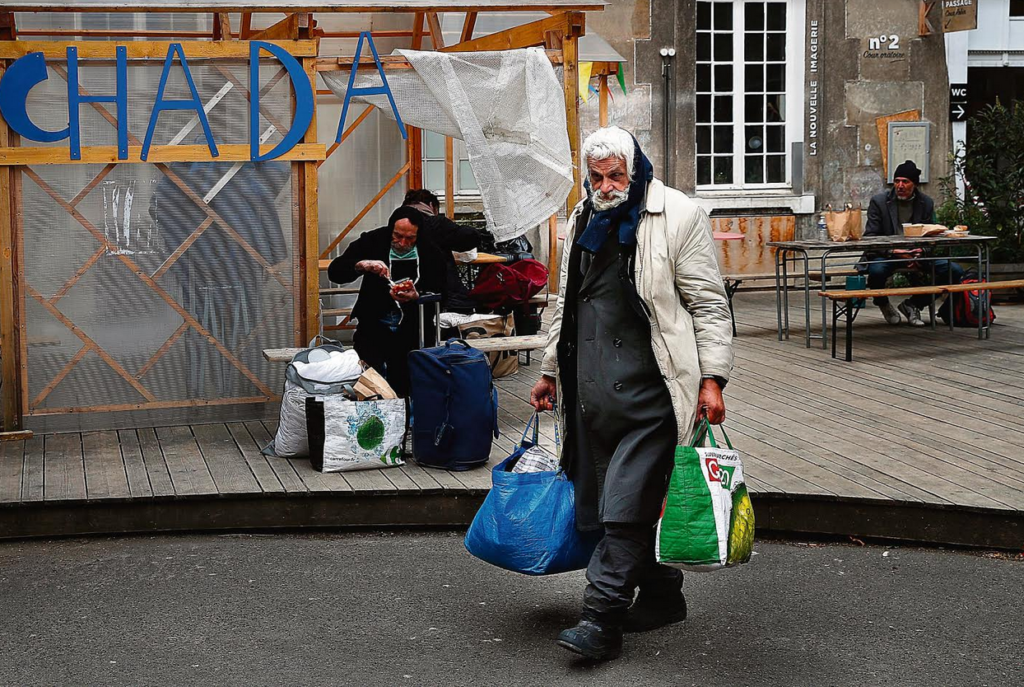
left=592, top=188, right=629, bottom=211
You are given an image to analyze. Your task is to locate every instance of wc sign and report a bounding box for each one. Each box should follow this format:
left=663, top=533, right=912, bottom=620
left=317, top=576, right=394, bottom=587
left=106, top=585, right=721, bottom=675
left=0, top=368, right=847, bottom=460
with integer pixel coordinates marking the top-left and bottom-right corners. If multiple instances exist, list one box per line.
left=950, top=83, right=968, bottom=122
left=0, top=33, right=405, bottom=162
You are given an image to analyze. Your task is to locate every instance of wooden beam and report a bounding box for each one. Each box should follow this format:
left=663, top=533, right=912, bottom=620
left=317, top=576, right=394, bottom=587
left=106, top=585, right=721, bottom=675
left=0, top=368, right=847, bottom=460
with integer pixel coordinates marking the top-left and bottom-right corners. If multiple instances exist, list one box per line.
left=212, top=12, right=231, bottom=40
left=316, top=50, right=563, bottom=71
left=411, top=11, right=425, bottom=49
left=0, top=4, right=606, bottom=13
left=599, top=73, right=609, bottom=127
left=440, top=12, right=580, bottom=53
left=249, top=13, right=300, bottom=41
left=0, top=40, right=319, bottom=59
left=547, top=214, right=559, bottom=292
left=0, top=71, right=21, bottom=430
left=0, top=144, right=325, bottom=166
left=562, top=23, right=582, bottom=210
left=425, top=12, right=445, bottom=50
left=444, top=136, right=455, bottom=218
left=240, top=12, right=253, bottom=39
left=460, top=11, right=478, bottom=43
left=302, top=55, right=321, bottom=345
left=26, top=397, right=275, bottom=417
left=18, top=29, right=217, bottom=38
left=409, top=126, right=423, bottom=189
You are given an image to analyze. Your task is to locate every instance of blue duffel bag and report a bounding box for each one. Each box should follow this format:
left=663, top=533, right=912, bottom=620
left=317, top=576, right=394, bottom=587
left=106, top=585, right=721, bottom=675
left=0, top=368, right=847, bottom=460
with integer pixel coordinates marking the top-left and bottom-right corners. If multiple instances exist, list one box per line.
left=464, top=413, right=599, bottom=575
left=408, top=338, right=498, bottom=471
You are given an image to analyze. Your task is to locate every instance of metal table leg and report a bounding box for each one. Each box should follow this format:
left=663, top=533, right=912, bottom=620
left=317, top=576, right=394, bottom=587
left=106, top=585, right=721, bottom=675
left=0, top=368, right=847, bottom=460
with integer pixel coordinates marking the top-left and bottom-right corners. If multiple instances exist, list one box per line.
left=775, top=251, right=784, bottom=341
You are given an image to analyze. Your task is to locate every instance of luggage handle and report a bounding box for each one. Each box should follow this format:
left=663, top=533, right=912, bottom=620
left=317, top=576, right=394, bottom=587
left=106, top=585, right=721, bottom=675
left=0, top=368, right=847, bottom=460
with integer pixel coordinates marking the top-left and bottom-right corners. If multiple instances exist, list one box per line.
left=690, top=418, right=734, bottom=450
left=445, top=338, right=472, bottom=350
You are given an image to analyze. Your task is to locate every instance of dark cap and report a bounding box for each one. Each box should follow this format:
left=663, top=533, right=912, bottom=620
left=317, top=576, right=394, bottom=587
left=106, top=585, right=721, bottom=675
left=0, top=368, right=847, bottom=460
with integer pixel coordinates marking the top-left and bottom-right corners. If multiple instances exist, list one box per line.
left=893, top=160, right=921, bottom=184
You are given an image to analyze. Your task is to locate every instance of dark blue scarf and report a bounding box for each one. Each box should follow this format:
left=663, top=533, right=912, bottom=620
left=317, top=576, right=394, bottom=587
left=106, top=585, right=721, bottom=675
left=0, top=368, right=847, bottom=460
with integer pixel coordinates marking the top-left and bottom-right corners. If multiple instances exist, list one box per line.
left=575, top=135, right=654, bottom=254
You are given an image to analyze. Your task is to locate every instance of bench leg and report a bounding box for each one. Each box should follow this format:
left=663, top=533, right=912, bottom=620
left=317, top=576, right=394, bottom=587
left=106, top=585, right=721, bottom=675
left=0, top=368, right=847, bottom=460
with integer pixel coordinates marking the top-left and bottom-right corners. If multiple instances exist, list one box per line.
left=845, top=304, right=853, bottom=362
left=831, top=300, right=838, bottom=359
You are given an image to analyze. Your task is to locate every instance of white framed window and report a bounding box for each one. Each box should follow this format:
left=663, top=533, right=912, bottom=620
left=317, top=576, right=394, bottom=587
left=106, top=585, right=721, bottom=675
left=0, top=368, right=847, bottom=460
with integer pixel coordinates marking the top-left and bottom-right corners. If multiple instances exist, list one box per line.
left=422, top=130, right=479, bottom=197
left=696, top=0, right=804, bottom=190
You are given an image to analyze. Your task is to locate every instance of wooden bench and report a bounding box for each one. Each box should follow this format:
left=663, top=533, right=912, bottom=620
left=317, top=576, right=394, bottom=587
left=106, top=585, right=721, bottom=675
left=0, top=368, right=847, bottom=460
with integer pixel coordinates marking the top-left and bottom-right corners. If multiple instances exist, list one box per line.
left=819, top=279, right=1024, bottom=361
left=263, top=334, right=548, bottom=365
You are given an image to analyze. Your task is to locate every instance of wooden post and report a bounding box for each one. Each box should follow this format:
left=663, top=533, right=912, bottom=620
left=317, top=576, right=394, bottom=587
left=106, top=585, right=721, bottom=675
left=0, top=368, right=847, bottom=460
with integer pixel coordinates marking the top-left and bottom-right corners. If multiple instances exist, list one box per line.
left=444, top=136, right=455, bottom=217
left=547, top=215, right=559, bottom=292
left=409, top=127, right=423, bottom=190
left=599, top=73, right=609, bottom=127
left=302, top=55, right=320, bottom=344
left=0, top=102, right=22, bottom=431
left=562, top=14, right=584, bottom=210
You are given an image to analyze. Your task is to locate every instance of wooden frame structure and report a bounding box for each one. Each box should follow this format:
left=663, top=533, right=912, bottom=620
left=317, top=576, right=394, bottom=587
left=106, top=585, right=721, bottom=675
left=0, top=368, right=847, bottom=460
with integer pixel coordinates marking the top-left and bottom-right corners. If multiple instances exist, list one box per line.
left=0, top=1, right=600, bottom=431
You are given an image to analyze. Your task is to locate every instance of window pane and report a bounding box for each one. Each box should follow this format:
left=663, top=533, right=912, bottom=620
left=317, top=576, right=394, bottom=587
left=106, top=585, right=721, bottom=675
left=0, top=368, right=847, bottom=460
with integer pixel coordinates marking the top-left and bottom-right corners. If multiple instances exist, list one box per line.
left=697, top=126, right=712, bottom=154
left=697, top=63, right=712, bottom=92
left=745, top=155, right=764, bottom=183
left=697, top=32, right=711, bottom=61
left=424, top=160, right=444, bottom=191
left=767, top=33, right=786, bottom=61
left=745, top=2, right=764, bottom=30
left=766, top=125, right=785, bottom=153
left=714, top=125, right=732, bottom=153
left=714, top=33, right=733, bottom=62
left=714, top=2, right=732, bottom=30
left=697, top=156, right=712, bottom=185
left=424, top=131, right=445, bottom=159
left=459, top=160, right=478, bottom=192
left=697, top=94, right=711, bottom=122
left=766, top=2, right=786, bottom=30
left=1013, top=0, right=1024, bottom=15
left=767, top=154, right=785, bottom=182
left=766, top=93, right=785, bottom=121
left=766, top=63, right=785, bottom=91
left=745, top=125, right=764, bottom=153
left=744, top=33, right=764, bottom=61
left=745, top=94, right=764, bottom=123
left=714, top=64, right=732, bottom=92
left=745, top=64, right=764, bottom=92
left=714, top=156, right=733, bottom=184
left=697, top=1, right=712, bottom=27
left=713, top=95, right=733, bottom=122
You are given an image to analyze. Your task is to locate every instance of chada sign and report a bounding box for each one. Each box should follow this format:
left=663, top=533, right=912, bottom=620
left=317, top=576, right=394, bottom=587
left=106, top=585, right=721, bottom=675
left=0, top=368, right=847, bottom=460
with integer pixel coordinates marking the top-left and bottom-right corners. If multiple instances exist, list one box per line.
left=0, top=33, right=405, bottom=163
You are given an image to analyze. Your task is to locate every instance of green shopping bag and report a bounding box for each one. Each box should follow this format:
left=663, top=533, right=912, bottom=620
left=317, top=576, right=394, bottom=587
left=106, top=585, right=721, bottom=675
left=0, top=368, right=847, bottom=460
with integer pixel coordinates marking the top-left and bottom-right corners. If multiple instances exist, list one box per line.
left=655, top=419, right=755, bottom=572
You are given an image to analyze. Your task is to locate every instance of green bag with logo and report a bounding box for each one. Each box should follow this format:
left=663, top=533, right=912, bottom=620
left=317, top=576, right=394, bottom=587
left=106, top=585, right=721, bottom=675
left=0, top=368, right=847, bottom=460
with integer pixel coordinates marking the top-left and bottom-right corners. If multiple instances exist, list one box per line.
left=655, top=419, right=755, bottom=571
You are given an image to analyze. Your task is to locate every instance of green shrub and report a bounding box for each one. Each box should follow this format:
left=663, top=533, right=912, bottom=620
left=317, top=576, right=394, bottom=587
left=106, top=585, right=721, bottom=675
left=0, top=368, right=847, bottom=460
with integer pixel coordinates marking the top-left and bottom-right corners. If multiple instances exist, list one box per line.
left=936, top=101, right=1024, bottom=263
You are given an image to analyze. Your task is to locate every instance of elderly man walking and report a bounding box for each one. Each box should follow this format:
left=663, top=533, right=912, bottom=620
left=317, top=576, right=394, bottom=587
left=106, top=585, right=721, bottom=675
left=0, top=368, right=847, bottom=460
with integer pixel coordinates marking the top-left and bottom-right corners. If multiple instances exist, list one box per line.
left=530, top=126, right=734, bottom=661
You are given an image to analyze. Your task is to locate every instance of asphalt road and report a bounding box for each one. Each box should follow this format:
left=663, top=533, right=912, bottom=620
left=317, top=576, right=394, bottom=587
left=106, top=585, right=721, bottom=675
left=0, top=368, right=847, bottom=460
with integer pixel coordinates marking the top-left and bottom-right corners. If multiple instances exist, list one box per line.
left=0, top=531, right=1020, bottom=686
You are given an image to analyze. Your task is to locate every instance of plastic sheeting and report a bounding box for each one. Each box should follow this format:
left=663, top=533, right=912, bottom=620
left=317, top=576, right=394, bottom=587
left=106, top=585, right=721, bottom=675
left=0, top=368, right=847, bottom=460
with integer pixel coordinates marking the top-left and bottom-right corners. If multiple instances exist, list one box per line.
left=321, top=48, right=574, bottom=241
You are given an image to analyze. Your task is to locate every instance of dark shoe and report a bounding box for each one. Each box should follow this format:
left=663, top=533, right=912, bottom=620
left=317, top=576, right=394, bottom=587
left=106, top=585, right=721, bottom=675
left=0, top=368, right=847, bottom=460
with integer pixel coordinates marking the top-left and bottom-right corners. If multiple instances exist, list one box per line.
left=624, top=593, right=687, bottom=633
left=557, top=619, right=623, bottom=661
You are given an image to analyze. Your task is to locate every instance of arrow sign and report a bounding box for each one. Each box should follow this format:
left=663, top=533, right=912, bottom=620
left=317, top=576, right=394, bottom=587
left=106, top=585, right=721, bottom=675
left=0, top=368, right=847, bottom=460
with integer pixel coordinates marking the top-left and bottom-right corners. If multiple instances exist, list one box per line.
left=951, top=103, right=966, bottom=121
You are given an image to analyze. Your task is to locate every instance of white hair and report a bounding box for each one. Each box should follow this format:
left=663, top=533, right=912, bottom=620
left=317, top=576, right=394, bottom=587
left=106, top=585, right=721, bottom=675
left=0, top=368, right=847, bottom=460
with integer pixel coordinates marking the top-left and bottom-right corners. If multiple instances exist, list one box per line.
left=582, top=126, right=635, bottom=180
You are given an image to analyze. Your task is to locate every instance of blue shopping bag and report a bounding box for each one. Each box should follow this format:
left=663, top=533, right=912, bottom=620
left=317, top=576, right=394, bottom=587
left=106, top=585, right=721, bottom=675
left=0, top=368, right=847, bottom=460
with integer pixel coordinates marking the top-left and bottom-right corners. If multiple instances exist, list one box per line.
left=464, top=412, right=599, bottom=575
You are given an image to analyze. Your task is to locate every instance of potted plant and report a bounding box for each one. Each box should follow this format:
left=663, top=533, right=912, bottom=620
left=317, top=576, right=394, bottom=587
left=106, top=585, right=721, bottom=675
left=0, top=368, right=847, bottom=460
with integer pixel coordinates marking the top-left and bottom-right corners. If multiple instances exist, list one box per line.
left=936, top=101, right=1024, bottom=282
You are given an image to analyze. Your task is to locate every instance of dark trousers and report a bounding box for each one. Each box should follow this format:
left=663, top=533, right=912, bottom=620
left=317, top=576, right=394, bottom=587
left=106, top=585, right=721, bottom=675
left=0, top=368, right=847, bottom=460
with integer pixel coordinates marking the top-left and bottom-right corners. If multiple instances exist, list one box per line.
left=865, top=258, right=965, bottom=307
left=582, top=523, right=683, bottom=623
left=353, top=323, right=418, bottom=397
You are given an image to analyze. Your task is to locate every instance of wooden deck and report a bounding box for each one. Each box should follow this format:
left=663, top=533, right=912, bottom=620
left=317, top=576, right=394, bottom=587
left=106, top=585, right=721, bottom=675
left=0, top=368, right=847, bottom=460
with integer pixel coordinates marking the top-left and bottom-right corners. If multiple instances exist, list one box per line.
left=2, top=291, right=1024, bottom=549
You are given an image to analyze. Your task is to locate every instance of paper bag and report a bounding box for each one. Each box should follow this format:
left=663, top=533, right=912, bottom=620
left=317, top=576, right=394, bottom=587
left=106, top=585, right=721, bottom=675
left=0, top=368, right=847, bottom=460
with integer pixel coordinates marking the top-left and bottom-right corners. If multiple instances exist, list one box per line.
left=352, top=367, right=398, bottom=400
left=825, top=203, right=863, bottom=242
left=458, top=314, right=518, bottom=379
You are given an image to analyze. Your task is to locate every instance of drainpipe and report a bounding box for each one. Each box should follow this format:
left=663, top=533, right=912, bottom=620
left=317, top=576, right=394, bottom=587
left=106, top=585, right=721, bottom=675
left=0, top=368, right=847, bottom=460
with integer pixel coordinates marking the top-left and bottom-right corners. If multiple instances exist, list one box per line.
left=660, top=47, right=676, bottom=182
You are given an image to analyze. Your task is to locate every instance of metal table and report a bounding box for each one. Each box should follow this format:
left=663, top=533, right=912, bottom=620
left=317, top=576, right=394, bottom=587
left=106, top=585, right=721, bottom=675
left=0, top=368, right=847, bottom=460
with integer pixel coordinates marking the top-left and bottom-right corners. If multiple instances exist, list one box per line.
left=768, top=235, right=997, bottom=348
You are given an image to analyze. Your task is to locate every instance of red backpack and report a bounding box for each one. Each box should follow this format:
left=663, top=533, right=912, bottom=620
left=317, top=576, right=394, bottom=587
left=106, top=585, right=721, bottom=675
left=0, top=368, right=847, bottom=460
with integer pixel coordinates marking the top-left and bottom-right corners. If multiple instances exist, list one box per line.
left=469, top=259, right=549, bottom=310
left=941, top=276, right=996, bottom=327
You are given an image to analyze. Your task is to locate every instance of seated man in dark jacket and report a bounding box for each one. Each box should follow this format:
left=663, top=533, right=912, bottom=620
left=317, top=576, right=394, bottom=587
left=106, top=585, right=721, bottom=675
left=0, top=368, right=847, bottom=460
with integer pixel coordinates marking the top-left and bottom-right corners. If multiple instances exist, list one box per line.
left=861, top=159, right=964, bottom=326
left=328, top=206, right=448, bottom=396
left=403, top=189, right=481, bottom=314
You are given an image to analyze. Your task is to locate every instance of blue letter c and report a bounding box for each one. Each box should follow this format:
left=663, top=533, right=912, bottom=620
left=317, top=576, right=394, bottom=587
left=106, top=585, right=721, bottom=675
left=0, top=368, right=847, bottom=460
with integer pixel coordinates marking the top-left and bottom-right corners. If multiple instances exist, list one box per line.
left=0, top=52, right=70, bottom=143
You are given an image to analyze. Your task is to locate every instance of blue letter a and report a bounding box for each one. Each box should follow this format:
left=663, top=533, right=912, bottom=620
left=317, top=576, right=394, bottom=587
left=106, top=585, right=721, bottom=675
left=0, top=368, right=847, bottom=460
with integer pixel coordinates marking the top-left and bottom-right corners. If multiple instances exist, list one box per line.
left=336, top=31, right=407, bottom=143
left=141, top=43, right=218, bottom=161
